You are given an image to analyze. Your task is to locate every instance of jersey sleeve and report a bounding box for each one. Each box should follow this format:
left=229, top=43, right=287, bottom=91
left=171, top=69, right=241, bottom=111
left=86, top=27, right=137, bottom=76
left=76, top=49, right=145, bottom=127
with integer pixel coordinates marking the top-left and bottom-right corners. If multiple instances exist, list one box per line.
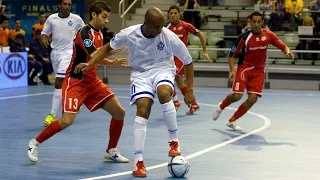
left=268, top=31, right=286, bottom=51
left=76, top=16, right=85, bottom=30
left=184, top=22, right=199, bottom=35
left=41, top=16, right=52, bottom=36
left=110, top=29, right=128, bottom=50
left=230, top=37, right=245, bottom=58
left=169, top=32, right=193, bottom=65
left=75, top=27, right=96, bottom=55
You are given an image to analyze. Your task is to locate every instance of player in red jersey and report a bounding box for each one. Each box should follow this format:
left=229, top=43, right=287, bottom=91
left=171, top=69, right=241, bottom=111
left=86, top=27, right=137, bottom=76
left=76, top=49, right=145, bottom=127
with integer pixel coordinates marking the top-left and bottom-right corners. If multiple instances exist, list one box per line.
left=167, top=5, right=211, bottom=115
left=212, top=12, right=294, bottom=130
left=27, top=1, right=129, bottom=163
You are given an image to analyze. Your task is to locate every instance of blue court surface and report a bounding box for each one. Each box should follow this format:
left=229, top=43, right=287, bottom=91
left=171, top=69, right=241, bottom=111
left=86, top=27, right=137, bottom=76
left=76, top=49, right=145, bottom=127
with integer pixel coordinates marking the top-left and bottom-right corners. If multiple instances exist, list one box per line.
left=0, top=85, right=319, bottom=180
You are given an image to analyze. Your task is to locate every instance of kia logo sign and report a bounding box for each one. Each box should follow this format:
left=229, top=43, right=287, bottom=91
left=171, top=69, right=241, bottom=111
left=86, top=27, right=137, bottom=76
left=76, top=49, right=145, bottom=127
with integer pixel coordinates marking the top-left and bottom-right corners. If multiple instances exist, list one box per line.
left=3, top=53, right=27, bottom=80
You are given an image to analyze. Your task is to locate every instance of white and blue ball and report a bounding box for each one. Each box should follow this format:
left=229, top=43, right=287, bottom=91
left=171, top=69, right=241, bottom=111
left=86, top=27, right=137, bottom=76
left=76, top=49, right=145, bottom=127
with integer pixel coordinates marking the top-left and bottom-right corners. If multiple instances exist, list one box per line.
left=167, top=155, right=190, bottom=178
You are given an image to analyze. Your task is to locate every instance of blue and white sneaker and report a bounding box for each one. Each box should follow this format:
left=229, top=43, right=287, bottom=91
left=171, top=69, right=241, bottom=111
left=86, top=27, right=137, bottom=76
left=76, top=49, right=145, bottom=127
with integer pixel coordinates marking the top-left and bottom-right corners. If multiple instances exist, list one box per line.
left=104, top=148, right=129, bottom=163
left=28, top=139, right=39, bottom=162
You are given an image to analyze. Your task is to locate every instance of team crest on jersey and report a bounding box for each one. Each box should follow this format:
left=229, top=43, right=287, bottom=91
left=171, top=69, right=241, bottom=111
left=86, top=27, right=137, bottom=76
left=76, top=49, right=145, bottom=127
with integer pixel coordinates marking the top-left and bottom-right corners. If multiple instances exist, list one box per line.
left=256, top=37, right=260, bottom=41
left=157, top=41, right=165, bottom=51
left=230, top=45, right=236, bottom=52
left=178, top=26, right=183, bottom=30
left=261, top=36, right=267, bottom=41
left=68, top=20, right=73, bottom=26
left=173, top=27, right=177, bottom=31
left=83, top=39, right=93, bottom=47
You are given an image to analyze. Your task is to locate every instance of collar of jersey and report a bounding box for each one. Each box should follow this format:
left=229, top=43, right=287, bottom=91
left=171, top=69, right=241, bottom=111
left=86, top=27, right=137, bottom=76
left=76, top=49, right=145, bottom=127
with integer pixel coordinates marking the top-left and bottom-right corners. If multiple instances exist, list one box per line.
left=88, top=24, right=99, bottom=32
left=140, top=25, right=155, bottom=38
left=58, top=12, right=71, bottom=18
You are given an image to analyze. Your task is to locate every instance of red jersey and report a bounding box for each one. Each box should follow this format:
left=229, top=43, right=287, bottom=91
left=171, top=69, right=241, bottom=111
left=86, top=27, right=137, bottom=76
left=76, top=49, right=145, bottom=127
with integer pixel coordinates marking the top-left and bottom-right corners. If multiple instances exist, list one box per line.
left=166, top=20, right=199, bottom=46
left=230, top=29, right=286, bottom=69
left=67, top=24, right=103, bottom=79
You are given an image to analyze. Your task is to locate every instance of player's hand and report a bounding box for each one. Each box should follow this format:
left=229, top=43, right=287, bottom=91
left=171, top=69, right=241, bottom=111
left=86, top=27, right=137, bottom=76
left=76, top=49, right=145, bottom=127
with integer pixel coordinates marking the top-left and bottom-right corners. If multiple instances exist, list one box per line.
left=184, top=90, right=196, bottom=107
left=113, top=58, right=128, bottom=67
left=284, top=47, right=294, bottom=60
left=203, top=52, right=212, bottom=63
left=74, top=63, right=90, bottom=74
left=229, top=71, right=236, bottom=82
left=41, top=37, right=49, bottom=48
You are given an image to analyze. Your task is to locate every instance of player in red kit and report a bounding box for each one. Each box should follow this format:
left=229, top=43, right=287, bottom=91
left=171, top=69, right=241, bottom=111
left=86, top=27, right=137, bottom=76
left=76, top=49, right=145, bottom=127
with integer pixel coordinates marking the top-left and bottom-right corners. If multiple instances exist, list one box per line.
left=27, top=1, right=129, bottom=163
left=212, top=12, right=294, bottom=130
left=167, top=5, right=211, bottom=115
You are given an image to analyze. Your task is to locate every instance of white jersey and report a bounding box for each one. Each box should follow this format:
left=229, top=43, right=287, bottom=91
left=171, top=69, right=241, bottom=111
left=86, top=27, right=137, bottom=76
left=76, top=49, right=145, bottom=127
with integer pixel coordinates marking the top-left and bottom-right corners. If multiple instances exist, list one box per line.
left=41, top=13, right=85, bottom=50
left=110, top=24, right=193, bottom=72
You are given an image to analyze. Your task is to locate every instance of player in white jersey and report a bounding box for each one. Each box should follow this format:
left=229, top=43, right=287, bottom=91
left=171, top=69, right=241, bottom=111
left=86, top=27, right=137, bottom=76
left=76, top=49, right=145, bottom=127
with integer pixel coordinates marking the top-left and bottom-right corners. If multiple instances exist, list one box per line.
left=41, top=0, right=85, bottom=126
left=74, top=8, right=196, bottom=178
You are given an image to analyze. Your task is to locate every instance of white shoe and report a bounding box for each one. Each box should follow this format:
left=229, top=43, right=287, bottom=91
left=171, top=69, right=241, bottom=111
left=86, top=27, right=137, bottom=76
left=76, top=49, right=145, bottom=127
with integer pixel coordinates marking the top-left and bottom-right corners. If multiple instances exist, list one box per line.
left=28, top=139, right=39, bottom=162
left=212, top=103, right=223, bottom=120
left=226, top=122, right=242, bottom=131
left=104, top=148, right=129, bottom=163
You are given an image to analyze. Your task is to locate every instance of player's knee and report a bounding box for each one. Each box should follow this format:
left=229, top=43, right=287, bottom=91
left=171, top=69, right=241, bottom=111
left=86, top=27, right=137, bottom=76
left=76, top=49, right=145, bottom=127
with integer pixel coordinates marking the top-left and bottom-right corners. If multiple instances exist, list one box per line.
left=232, top=93, right=243, bottom=101
left=114, top=106, right=125, bottom=120
left=157, top=85, right=172, bottom=104
left=247, top=94, right=258, bottom=105
left=59, top=114, right=75, bottom=129
left=55, top=77, right=64, bottom=89
left=136, top=107, right=151, bottom=119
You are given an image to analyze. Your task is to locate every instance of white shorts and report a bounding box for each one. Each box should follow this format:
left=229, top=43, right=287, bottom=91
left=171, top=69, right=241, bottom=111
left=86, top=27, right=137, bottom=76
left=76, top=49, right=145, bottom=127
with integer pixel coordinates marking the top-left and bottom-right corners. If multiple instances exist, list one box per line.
left=50, top=49, right=73, bottom=78
left=130, top=68, right=176, bottom=105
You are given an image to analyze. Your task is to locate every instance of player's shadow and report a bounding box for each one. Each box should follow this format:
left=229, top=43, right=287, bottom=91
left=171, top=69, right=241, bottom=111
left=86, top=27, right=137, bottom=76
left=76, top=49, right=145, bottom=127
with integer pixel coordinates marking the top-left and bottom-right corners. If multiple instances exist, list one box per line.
left=212, top=129, right=297, bottom=151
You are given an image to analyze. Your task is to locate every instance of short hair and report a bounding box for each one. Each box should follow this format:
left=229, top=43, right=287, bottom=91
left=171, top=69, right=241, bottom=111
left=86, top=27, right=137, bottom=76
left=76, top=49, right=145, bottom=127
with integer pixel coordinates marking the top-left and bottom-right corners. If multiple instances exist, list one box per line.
left=14, top=18, right=20, bottom=23
left=89, top=1, right=111, bottom=20
left=168, top=5, right=180, bottom=13
left=250, top=12, right=263, bottom=20
left=0, top=16, right=8, bottom=24
left=59, top=0, right=72, bottom=5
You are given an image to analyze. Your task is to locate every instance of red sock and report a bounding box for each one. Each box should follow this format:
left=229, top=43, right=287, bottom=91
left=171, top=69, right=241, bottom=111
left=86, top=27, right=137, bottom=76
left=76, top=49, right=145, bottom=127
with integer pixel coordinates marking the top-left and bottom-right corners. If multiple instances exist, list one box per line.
left=35, top=120, right=62, bottom=143
left=220, top=98, right=232, bottom=110
left=107, top=118, right=124, bottom=150
left=229, top=104, right=248, bottom=122
left=180, top=86, right=187, bottom=96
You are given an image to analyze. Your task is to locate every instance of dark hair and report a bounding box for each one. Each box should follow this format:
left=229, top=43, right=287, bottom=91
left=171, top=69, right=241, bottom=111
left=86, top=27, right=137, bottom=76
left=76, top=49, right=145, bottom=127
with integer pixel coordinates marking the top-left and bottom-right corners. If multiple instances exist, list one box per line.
left=59, top=0, right=72, bottom=5
left=168, top=5, right=180, bottom=13
left=39, top=12, right=45, bottom=16
left=250, top=12, right=263, bottom=20
left=89, top=1, right=111, bottom=20
left=0, top=16, right=8, bottom=24
left=14, top=18, right=20, bottom=23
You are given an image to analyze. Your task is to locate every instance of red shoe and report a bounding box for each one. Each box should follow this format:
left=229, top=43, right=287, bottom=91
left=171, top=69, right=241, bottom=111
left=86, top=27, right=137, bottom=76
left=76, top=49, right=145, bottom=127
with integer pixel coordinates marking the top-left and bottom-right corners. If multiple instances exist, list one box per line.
left=173, top=100, right=181, bottom=111
left=132, top=160, right=147, bottom=177
left=168, top=141, right=181, bottom=157
left=186, top=102, right=200, bottom=115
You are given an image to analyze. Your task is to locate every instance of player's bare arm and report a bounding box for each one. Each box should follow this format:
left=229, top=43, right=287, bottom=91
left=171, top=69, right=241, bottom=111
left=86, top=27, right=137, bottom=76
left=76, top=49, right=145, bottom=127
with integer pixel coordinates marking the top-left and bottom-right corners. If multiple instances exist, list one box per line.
left=98, top=58, right=128, bottom=67
left=228, top=57, right=236, bottom=81
left=197, top=31, right=211, bottom=62
left=283, top=46, right=294, bottom=60
left=74, top=43, right=114, bottom=73
left=41, top=34, right=50, bottom=48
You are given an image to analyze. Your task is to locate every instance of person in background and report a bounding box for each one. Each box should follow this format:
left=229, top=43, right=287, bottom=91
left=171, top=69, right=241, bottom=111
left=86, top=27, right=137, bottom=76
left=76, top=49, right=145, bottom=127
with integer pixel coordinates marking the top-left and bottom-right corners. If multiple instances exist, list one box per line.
left=270, top=0, right=285, bottom=31
left=10, top=34, right=42, bottom=85
left=9, top=18, right=26, bottom=40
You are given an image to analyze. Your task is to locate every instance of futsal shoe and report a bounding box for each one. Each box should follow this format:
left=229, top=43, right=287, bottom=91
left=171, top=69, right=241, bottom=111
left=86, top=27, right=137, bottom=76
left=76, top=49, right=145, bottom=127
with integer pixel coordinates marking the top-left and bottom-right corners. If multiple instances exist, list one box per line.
left=28, top=139, right=39, bottom=163
left=132, top=160, right=147, bottom=177
left=104, top=148, right=129, bottom=163
left=168, top=141, right=181, bottom=157
left=212, top=103, right=223, bottom=120
left=173, top=100, right=181, bottom=111
left=186, top=102, right=200, bottom=115
left=226, top=122, right=242, bottom=131
left=43, top=114, right=55, bottom=126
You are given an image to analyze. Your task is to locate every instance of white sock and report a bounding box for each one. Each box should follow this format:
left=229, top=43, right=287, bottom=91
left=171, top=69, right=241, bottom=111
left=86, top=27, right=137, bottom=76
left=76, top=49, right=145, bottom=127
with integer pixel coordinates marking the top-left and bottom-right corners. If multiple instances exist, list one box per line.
left=162, top=100, right=178, bottom=141
left=50, top=88, right=62, bottom=117
left=134, top=116, right=147, bottom=163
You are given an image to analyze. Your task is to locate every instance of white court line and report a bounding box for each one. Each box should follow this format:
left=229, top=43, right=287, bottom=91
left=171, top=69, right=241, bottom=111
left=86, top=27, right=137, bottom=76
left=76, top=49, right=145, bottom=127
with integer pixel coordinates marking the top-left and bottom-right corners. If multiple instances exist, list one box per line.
left=79, top=102, right=271, bottom=180
left=0, top=92, right=53, bottom=100
left=110, top=87, right=320, bottom=97
left=0, top=91, right=271, bottom=180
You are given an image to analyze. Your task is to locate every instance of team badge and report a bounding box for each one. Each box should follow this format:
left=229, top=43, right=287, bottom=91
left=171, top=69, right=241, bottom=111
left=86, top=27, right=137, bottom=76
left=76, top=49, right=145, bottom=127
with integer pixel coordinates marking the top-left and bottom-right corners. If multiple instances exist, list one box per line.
left=68, top=20, right=73, bottom=26
left=157, top=41, right=165, bottom=51
left=83, top=39, right=93, bottom=47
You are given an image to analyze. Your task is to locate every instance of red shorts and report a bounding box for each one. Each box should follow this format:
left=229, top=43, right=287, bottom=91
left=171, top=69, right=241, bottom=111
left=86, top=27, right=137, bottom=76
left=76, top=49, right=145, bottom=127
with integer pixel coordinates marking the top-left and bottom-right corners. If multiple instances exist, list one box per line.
left=174, top=56, right=184, bottom=76
left=232, top=66, right=265, bottom=97
left=62, top=77, right=115, bottom=113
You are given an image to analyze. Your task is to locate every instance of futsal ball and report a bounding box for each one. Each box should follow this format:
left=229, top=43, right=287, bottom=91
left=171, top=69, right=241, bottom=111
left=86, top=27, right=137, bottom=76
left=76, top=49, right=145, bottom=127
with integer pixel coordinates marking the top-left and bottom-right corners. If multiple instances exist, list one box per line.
left=167, top=155, right=190, bottom=178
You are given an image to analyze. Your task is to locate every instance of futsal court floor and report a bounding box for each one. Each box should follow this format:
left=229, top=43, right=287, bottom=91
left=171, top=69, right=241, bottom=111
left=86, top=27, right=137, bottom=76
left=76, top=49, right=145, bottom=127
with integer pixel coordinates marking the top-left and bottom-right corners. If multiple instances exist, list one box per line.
left=0, top=84, right=319, bottom=180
